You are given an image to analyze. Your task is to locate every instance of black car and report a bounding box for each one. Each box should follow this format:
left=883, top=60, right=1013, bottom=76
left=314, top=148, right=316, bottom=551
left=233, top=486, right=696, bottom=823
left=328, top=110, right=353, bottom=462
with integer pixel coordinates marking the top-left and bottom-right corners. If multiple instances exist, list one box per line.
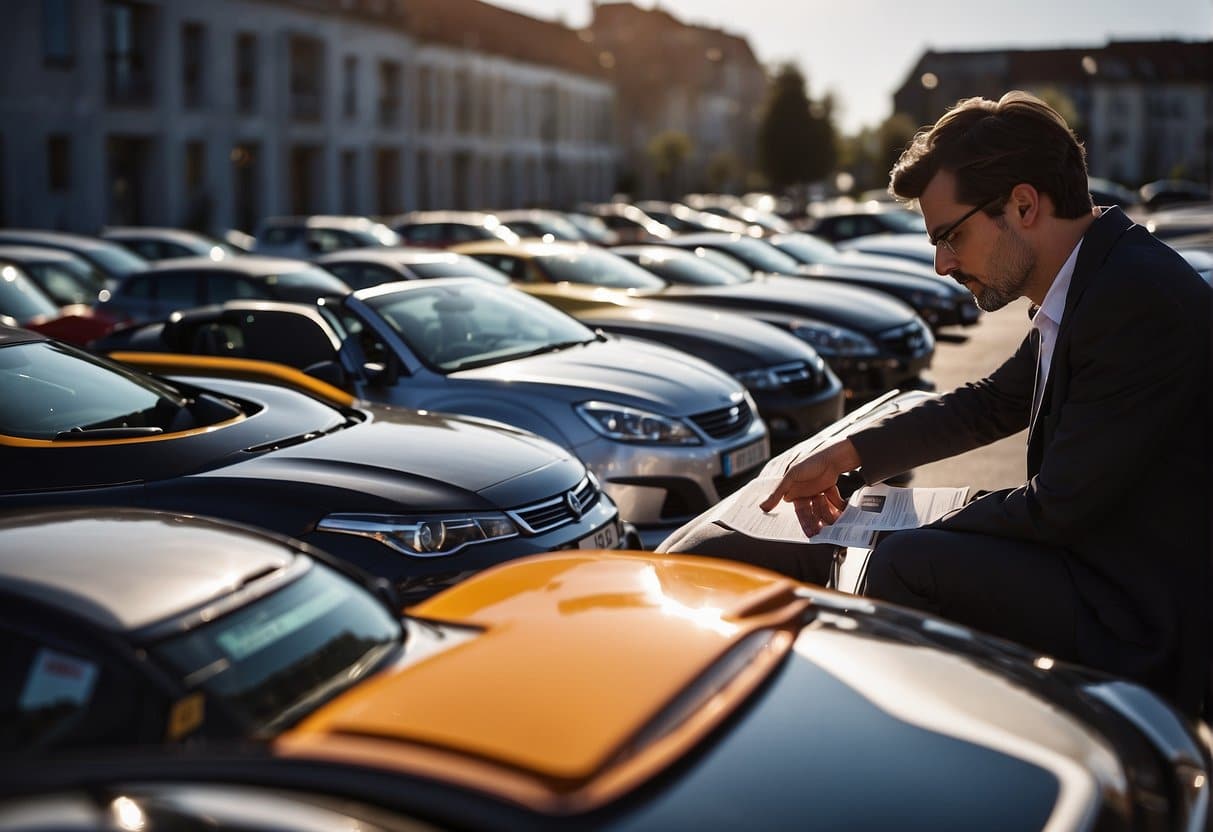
left=765, top=232, right=980, bottom=328
left=624, top=235, right=935, bottom=399
left=0, top=326, right=621, bottom=599
left=315, top=247, right=511, bottom=289
left=96, top=256, right=351, bottom=325
left=805, top=208, right=927, bottom=242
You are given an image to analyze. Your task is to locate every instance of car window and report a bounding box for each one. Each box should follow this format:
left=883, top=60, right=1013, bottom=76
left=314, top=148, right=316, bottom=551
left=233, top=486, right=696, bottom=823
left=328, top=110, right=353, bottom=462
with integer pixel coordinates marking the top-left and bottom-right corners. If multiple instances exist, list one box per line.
left=397, top=224, right=443, bottom=244
left=118, top=275, right=153, bottom=299
left=80, top=244, right=149, bottom=278
left=536, top=250, right=667, bottom=290
left=203, top=274, right=268, bottom=303
left=712, top=238, right=802, bottom=274
left=0, top=624, right=143, bottom=751
left=469, top=254, right=526, bottom=281
left=880, top=212, right=927, bottom=234
left=401, top=256, right=509, bottom=285
left=626, top=252, right=744, bottom=286
left=154, top=273, right=201, bottom=307
left=212, top=311, right=339, bottom=369
left=448, top=224, right=487, bottom=242
left=0, top=264, right=61, bottom=321
left=261, top=227, right=302, bottom=245
left=327, top=263, right=401, bottom=291
left=0, top=341, right=190, bottom=439
left=23, top=261, right=97, bottom=305
left=339, top=311, right=392, bottom=366
left=152, top=562, right=401, bottom=734
left=306, top=229, right=345, bottom=254
left=365, top=282, right=593, bottom=371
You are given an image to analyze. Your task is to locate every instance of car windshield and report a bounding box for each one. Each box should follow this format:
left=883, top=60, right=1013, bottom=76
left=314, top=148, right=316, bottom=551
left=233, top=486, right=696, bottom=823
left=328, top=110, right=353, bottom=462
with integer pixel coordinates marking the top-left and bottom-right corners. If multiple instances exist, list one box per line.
left=0, top=265, right=61, bottom=321
left=403, top=255, right=509, bottom=285
left=152, top=562, right=402, bottom=734
left=0, top=341, right=191, bottom=439
left=624, top=251, right=747, bottom=286
left=504, top=215, right=584, bottom=241
left=770, top=233, right=841, bottom=266
left=349, top=224, right=402, bottom=247
left=537, top=249, right=667, bottom=290
left=365, top=282, right=595, bottom=371
left=81, top=244, right=150, bottom=278
left=565, top=214, right=614, bottom=244
left=266, top=268, right=351, bottom=296
left=22, top=258, right=105, bottom=304
left=706, top=238, right=803, bottom=274
left=879, top=211, right=928, bottom=233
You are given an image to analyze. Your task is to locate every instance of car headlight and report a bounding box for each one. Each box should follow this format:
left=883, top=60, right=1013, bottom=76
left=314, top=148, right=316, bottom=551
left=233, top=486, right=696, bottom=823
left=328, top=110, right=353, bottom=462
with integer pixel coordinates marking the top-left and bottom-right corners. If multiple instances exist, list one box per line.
left=733, top=367, right=784, bottom=391
left=317, top=512, right=519, bottom=557
left=790, top=321, right=880, bottom=357
left=576, top=400, right=701, bottom=445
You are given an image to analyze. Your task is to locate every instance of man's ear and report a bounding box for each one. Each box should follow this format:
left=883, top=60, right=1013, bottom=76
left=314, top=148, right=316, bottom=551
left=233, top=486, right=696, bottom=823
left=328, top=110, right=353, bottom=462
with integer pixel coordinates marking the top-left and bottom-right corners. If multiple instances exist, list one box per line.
left=1008, top=183, right=1040, bottom=226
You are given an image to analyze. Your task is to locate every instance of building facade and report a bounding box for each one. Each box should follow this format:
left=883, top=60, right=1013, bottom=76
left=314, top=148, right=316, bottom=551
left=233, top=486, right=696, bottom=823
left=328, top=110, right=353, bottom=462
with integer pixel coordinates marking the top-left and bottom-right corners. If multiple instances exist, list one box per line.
left=892, top=40, right=1213, bottom=187
left=2, top=0, right=615, bottom=235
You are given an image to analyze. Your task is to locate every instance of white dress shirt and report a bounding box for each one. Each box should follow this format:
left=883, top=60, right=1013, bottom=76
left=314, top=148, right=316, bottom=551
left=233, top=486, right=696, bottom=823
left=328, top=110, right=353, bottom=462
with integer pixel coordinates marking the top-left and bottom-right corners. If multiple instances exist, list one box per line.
left=1031, top=239, right=1082, bottom=419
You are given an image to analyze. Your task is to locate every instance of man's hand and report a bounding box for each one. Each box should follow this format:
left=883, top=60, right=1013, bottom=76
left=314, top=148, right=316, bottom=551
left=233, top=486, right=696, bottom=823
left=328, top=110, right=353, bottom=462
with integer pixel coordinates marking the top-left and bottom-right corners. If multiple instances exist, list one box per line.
left=759, top=440, right=861, bottom=536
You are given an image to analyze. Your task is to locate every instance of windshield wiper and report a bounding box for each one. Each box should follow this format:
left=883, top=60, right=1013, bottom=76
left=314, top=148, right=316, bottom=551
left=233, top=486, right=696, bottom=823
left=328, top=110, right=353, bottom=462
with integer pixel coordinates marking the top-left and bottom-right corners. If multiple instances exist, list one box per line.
left=444, top=338, right=595, bottom=371
left=54, top=426, right=165, bottom=440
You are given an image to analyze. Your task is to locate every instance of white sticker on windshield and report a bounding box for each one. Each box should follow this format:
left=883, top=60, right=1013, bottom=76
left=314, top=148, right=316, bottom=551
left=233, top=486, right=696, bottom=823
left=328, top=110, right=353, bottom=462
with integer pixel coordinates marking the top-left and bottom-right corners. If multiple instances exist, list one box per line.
left=20, top=648, right=99, bottom=710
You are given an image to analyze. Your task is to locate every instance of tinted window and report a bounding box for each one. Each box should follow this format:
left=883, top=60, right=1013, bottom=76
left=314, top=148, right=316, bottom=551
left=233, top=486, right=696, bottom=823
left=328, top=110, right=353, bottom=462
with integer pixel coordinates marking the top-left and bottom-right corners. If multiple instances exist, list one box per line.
left=261, top=227, right=302, bottom=245
left=0, top=264, right=61, bottom=320
left=79, top=244, right=149, bottom=279
left=0, top=341, right=187, bottom=438
left=152, top=563, right=400, bottom=733
left=204, top=273, right=266, bottom=302
left=327, top=263, right=401, bottom=290
left=119, top=275, right=153, bottom=299
left=397, top=224, right=444, bottom=244
left=212, top=311, right=338, bottom=368
left=709, top=238, right=802, bottom=274
left=263, top=267, right=349, bottom=299
left=153, top=273, right=201, bottom=306
left=468, top=254, right=526, bottom=281
left=448, top=223, right=489, bottom=242
left=22, top=260, right=98, bottom=305
left=537, top=250, right=666, bottom=290
left=625, top=251, right=744, bottom=286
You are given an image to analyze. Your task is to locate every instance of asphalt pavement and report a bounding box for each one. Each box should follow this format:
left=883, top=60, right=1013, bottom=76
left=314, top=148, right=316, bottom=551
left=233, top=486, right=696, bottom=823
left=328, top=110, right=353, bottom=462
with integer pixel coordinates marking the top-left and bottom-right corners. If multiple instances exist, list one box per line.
left=909, top=297, right=1031, bottom=492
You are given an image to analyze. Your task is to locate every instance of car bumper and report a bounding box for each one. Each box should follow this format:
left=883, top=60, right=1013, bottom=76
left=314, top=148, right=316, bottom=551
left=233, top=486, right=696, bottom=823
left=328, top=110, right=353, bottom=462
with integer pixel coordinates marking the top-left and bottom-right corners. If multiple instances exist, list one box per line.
left=301, top=496, right=623, bottom=603
left=573, top=418, right=770, bottom=545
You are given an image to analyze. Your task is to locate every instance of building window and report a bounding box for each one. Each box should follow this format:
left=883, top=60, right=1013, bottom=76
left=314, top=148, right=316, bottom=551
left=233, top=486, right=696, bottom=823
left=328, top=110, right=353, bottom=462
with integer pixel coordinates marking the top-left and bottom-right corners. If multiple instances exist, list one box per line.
left=47, top=135, right=70, bottom=192
left=181, top=22, right=205, bottom=109
left=183, top=140, right=210, bottom=230
left=104, top=1, right=156, bottom=107
left=379, top=60, right=401, bottom=127
left=455, top=70, right=472, bottom=134
left=343, top=56, right=358, bottom=119
left=418, top=66, right=432, bottom=131
left=235, top=33, right=257, bottom=114
left=288, top=35, right=324, bottom=122
left=340, top=149, right=358, bottom=214
left=42, top=0, right=74, bottom=66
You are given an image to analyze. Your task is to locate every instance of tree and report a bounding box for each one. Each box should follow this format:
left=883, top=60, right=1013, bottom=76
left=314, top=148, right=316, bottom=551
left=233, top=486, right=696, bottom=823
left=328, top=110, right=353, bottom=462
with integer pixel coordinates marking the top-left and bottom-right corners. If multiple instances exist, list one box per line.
left=757, top=64, right=837, bottom=190
left=646, top=130, right=694, bottom=198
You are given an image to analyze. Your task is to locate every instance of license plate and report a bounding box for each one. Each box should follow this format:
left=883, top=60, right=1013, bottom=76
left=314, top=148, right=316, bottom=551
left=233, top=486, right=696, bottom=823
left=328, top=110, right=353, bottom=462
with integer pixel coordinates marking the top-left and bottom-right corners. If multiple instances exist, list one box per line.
left=579, top=520, right=620, bottom=550
left=722, top=436, right=770, bottom=477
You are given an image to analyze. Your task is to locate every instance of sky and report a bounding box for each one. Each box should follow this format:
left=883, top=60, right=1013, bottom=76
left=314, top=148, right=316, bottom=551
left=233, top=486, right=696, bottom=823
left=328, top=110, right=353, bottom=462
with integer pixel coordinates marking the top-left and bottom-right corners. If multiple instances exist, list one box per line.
left=491, top=0, right=1213, bottom=134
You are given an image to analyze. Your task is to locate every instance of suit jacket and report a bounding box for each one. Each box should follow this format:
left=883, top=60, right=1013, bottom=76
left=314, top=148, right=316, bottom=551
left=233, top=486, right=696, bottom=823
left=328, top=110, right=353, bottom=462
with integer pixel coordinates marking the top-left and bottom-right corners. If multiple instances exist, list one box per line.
left=850, top=207, right=1211, bottom=710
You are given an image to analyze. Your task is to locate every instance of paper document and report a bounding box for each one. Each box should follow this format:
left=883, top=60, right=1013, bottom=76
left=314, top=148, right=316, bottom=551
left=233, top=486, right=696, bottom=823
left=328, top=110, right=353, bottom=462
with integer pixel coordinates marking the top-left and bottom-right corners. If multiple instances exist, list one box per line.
left=707, top=475, right=967, bottom=546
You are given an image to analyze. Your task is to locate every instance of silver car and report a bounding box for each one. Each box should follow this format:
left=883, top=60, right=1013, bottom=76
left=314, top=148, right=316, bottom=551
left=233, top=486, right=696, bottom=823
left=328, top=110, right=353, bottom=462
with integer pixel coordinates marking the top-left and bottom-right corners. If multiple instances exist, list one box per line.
left=104, top=279, right=771, bottom=548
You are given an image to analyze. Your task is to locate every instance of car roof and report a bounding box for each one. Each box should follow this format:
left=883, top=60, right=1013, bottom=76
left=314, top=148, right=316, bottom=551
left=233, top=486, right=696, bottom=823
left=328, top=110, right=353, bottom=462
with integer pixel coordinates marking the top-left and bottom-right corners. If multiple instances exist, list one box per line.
left=0, top=229, right=113, bottom=251
left=101, top=227, right=212, bottom=244
left=394, top=211, right=500, bottom=225
left=315, top=246, right=454, bottom=266
left=0, top=509, right=299, bottom=632
left=0, top=245, right=79, bottom=263
left=260, top=215, right=383, bottom=230
left=660, top=232, right=746, bottom=246
left=139, top=255, right=313, bottom=276
left=353, top=275, right=483, bottom=302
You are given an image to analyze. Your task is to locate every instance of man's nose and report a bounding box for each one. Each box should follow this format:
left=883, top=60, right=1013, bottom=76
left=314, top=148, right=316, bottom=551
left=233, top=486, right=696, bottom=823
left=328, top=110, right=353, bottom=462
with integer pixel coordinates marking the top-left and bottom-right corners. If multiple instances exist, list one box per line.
left=934, top=245, right=956, bottom=276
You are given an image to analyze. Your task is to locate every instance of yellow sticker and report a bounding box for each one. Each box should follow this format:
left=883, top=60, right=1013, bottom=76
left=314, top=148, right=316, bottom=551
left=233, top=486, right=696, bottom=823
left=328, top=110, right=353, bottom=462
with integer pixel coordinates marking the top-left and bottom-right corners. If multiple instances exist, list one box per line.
left=167, top=692, right=205, bottom=741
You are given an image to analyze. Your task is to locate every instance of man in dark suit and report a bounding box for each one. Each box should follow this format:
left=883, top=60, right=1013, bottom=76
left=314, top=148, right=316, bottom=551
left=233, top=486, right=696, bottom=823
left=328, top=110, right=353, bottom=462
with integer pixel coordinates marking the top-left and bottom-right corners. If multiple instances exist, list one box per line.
left=674, top=92, right=1211, bottom=713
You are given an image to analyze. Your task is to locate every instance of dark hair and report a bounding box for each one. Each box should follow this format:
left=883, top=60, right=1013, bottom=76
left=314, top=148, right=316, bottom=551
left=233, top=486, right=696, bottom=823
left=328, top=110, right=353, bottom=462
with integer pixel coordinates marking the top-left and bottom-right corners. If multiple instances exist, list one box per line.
left=889, top=91, right=1093, bottom=219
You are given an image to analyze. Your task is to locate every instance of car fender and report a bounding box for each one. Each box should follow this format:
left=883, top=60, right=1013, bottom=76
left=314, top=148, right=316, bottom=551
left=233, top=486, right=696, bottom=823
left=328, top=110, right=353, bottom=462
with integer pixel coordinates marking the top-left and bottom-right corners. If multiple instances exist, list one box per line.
left=411, top=395, right=577, bottom=450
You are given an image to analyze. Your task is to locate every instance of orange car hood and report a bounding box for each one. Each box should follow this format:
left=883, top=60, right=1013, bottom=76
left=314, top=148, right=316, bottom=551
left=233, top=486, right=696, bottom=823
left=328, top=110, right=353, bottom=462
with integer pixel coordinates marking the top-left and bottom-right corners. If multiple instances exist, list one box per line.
left=278, top=552, right=807, bottom=809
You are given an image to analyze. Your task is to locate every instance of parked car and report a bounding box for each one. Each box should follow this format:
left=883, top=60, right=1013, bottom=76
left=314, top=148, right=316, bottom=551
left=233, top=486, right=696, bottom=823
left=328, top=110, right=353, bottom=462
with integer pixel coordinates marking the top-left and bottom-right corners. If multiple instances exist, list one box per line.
left=0, top=229, right=149, bottom=284
left=96, top=280, right=769, bottom=548
left=314, top=250, right=842, bottom=453
left=1139, top=179, right=1212, bottom=210
left=0, top=245, right=108, bottom=305
left=492, top=209, right=590, bottom=243
left=101, top=226, right=238, bottom=261
left=390, top=211, right=520, bottom=249
left=1088, top=175, right=1139, bottom=207
left=805, top=208, right=927, bottom=242
left=582, top=203, right=675, bottom=243
left=562, top=211, right=621, bottom=246
left=316, top=247, right=510, bottom=289
left=252, top=216, right=401, bottom=258
left=2, top=509, right=1207, bottom=830
left=97, top=255, right=351, bottom=325
left=1144, top=203, right=1213, bottom=240
left=835, top=233, right=938, bottom=267
left=0, top=325, right=620, bottom=598
left=0, top=261, right=115, bottom=345
left=765, top=232, right=980, bottom=328
left=682, top=194, right=794, bottom=234
left=633, top=200, right=760, bottom=236
left=579, top=236, right=934, bottom=398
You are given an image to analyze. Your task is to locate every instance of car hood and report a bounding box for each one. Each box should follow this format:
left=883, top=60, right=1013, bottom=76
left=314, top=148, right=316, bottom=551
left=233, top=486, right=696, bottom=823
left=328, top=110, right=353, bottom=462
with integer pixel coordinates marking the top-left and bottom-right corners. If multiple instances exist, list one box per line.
left=795, top=262, right=953, bottom=297
left=657, top=275, right=916, bottom=332
left=454, top=338, right=745, bottom=415
left=836, top=251, right=971, bottom=296
left=276, top=552, right=1148, bottom=824
left=279, top=552, right=810, bottom=806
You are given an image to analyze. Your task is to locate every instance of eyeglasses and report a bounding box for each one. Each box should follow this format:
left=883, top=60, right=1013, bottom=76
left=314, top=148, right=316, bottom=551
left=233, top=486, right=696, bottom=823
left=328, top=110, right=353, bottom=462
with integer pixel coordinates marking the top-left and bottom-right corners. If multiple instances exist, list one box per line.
left=928, top=196, right=1001, bottom=256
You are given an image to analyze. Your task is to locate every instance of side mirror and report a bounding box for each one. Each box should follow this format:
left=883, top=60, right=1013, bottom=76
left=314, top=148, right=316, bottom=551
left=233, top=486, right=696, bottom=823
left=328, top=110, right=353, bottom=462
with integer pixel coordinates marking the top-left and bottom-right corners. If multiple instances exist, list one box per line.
left=363, top=356, right=400, bottom=387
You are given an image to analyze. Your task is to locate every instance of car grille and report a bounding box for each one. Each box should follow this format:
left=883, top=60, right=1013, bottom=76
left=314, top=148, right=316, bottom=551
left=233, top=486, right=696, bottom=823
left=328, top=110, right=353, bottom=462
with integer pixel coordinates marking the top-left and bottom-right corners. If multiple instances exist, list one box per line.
left=772, top=361, right=829, bottom=396
left=507, top=475, right=599, bottom=534
left=878, top=321, right=933, bottom=357
left=690, top=399, right=754, bottom=439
